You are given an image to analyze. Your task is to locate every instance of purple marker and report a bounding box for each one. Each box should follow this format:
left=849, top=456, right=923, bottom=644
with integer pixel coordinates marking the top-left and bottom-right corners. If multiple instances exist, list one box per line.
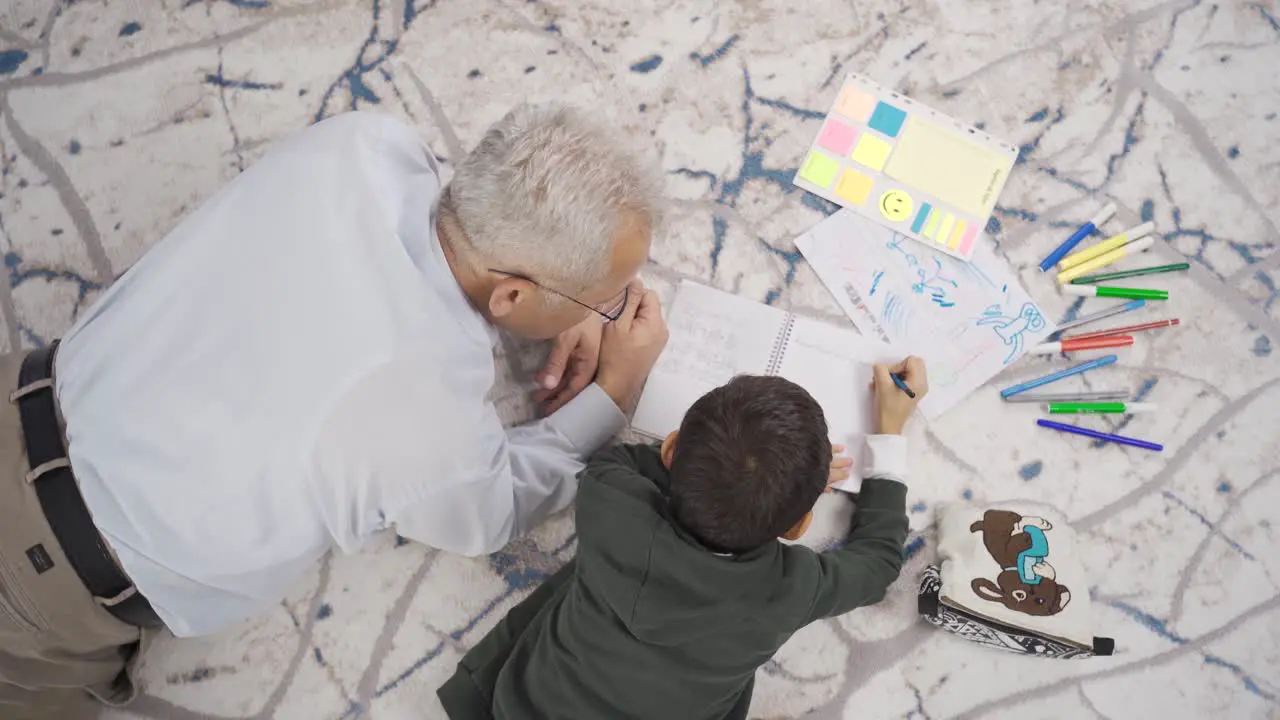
left=1039, top=202, right=1117, bottom=272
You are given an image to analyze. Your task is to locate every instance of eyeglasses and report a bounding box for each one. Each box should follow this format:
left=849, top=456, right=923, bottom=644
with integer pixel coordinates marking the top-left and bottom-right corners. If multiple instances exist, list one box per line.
left=488, top=269, right=629, bottom=322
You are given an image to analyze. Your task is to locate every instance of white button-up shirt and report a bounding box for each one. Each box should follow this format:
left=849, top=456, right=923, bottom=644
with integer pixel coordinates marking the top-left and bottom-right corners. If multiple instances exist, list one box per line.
left=53, top=113, right=626, bottom=637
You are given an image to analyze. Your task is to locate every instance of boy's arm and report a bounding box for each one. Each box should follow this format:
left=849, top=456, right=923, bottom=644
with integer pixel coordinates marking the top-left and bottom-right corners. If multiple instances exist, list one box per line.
left=804, top=434, right=910, bottom=622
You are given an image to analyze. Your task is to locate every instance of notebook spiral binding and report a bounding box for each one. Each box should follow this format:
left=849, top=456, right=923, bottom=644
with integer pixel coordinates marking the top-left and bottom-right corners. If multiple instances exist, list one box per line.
left=765, top=314, right=796, bottom=376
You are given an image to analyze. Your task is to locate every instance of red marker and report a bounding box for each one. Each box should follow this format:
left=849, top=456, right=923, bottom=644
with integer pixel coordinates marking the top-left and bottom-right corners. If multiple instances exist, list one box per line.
left=1028, top=335, right=1134, bottom=354
left=1063, top=318, right=1180, bottom=342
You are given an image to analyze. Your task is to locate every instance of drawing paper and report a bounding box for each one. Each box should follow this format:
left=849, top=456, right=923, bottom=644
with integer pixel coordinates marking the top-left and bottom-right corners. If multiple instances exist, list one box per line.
left=796, top=210, right=1056, bottom=418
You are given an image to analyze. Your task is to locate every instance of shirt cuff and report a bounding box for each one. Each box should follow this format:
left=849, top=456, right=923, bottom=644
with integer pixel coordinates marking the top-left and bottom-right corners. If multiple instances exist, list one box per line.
left=863, top=434, right=907, bottom=485
left=546, top=382, right=627, bottom=455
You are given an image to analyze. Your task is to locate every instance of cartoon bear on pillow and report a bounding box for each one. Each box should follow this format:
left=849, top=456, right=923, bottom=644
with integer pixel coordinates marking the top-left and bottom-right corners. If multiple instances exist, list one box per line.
left=969, top=509, right=1071, bottom=617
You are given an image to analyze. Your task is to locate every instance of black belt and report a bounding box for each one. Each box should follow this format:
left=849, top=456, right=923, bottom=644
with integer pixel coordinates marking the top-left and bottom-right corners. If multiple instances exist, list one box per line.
left=12, top=341, right=162, bottom=629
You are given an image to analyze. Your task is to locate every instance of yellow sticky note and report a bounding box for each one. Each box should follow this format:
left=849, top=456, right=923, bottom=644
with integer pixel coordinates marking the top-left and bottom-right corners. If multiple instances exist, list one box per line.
left=936, top=214, right=956, bottom=244
left=851, top=134, right=893, bottom=172
left=923, top=209, right=941, bottom=238
left=883, top=117, right=1012, bottom=217
left=948, top=219, right=967, bottom=249
left=834, top=169, right=874, bottom=205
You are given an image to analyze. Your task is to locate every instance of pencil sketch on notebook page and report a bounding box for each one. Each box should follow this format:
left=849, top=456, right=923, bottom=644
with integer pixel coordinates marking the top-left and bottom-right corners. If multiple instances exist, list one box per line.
left=796, top=210, right=1056, bottom=418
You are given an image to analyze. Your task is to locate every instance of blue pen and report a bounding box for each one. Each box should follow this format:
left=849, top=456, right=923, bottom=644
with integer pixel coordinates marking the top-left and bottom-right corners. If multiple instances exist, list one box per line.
left=1038, top=203, right=1117, bottom=272
left=999, top=355, right=1118, bottom=398
left=1036, top=419, right=1164, bottom=452
left=891, top=373, right=916, bottom=399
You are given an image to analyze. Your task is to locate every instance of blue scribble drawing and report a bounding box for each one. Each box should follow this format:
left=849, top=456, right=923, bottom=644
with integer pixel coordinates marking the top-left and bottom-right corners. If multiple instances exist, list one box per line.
left=976, top=302, right=1047, bottom=364
left=881, top=291, right=910, bottom=337
left=887, top=235, right=958, bottom=307
left=912, top=257, right=958, bottom=307
left=869, top=270, right=884, bottom=297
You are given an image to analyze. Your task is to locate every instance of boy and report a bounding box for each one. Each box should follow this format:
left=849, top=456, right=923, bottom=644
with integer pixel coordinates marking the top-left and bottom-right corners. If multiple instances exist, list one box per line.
left=438, top=358, right=926, bottom=720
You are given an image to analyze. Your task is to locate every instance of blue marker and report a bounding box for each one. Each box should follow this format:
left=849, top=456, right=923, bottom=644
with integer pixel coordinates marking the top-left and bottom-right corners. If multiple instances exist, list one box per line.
left=999, top=355, right=1118, bottom=398
left=1038, top=202, right=1117, bottom=272
left=891, top=373, right=916, bottom=399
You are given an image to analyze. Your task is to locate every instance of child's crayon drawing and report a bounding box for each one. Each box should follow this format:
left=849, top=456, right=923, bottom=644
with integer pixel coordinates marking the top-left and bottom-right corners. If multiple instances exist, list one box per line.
left=976, top=302, right=1048, bottom=364
left=795, top=211, right=1058, bottom=418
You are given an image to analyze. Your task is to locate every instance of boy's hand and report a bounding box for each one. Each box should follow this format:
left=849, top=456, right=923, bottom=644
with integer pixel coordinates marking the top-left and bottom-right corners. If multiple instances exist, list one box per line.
left=873, top=356, right=928, bottom=435
left=826, top=444, right=854, bottom=492
left=596, top=280, right=670, bottom=412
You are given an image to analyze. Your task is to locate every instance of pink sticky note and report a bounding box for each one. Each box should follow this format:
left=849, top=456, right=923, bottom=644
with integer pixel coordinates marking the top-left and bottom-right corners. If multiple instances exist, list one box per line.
left=958, top=223, right=980, bottom=256
left=817, top=119, right=858, bottom=156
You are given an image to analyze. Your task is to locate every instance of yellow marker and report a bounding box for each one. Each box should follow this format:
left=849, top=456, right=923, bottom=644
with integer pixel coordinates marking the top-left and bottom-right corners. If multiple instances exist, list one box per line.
left=1058, top=221, right=1155, bottom=271
left=1057, top=237, right=1155, bottom=283
left=923, top=209, right=941, bottom=238
left=947, top=219, right=967, bottom=249
left=936, top=214, right=955, bottom=244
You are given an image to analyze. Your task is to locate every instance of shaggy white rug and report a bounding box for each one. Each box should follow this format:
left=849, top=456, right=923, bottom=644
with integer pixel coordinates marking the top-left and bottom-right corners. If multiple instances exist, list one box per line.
left=1, top=0, right=1277, bottom=718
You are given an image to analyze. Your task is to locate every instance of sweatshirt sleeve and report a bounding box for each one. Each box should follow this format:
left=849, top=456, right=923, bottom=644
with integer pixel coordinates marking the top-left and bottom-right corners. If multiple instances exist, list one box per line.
left=803, top=436, right=910, bottom=622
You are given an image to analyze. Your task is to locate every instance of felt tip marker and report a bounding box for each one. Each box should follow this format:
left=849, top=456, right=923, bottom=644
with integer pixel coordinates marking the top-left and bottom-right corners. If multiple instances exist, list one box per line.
left=1029, top=335, right=1134, bottom=354
left=891, top=373, right=916, bottom=399
left=1003, top=390, right=1130, bottom=403
left=1045, top=402, right=1158, bottom=414
left=1036, top=419, right=1164, bottom=452
left=1053, top=299, right=1147, bottom=334
left=1057, top=237, right=1156, bottom=284
left=1063, top=318, right=1180, bottom=341
left=1069, top=263, right=1190, bottom=284
left=1057, top=221, right=1155, bottom=271
left=1038, top=202, right=1118, bottom=272
left=1062, top=285, right=1169, bottom=301
left=999, top=355, right=1119, bottom=398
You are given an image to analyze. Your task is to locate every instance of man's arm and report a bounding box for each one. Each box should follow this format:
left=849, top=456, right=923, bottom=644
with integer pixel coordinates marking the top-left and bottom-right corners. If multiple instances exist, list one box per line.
left=391, top=383, right=624, bottom=556
left=804, top=434, right=910, bottom=622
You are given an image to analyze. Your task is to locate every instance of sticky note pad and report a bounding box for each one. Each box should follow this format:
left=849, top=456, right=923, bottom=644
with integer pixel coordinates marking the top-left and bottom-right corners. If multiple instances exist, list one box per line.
left=851, top=134, right=893, bottom=171
left=835, top=88, right=877, bottom=122
left=868, top=102, right=907, bottom=137
left=884, top=117, right=1013, bottom=217
left=798, top=152, right=840, bottom=188
left=817, top=120, right=858, bottom=156
left=834, top=169, right=873, bottom=205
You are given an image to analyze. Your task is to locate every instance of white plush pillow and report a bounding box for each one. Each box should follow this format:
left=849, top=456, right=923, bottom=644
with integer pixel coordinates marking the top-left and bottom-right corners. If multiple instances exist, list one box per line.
left=935, top=503, right=1094, bottom=650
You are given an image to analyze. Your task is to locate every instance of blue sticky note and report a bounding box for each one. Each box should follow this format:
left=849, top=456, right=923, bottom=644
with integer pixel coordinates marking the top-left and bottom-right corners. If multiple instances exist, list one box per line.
left=868, top=102, right=907, bottom=137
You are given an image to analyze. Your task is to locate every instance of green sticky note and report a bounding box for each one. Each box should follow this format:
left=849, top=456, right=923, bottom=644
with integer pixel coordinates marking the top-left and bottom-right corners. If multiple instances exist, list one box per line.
left=798, top=152, right=840, bottom=188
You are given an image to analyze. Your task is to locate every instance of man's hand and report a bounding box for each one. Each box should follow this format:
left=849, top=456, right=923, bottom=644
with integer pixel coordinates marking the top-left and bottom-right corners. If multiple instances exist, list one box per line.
left=872, top=356, right=928, bottom=435
left=536, top=315, right=604, bottom=415
left=826, top=444, right=853, bottom=492
left=596, top=280, right=669, bottom=413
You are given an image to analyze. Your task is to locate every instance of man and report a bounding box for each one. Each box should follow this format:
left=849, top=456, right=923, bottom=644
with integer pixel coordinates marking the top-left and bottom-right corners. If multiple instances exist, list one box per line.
left=0, top=105, right=668, bottom=717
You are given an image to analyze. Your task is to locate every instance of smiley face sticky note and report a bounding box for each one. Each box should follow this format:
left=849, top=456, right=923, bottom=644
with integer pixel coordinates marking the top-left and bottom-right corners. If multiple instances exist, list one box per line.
left=792, top=73, right=1019, bottom=262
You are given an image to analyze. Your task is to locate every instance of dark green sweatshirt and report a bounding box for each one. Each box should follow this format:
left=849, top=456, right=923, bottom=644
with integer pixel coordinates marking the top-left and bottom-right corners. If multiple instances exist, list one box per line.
left=438, top=443, right=909, bottom=720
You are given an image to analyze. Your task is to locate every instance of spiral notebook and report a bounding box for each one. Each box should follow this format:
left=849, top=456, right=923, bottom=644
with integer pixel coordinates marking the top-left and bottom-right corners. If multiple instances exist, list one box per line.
left=631, top=281, right=898, bottom=491
left=793, top=73, right=1019, bottom=262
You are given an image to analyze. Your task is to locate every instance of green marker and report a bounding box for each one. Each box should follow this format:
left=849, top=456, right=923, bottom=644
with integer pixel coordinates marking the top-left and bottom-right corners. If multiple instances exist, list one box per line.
left=1069, top=262, right=1190, bottom=285
left=1046, top=402, right=1158, bottom=414
left=1062, top=285, right=1168, bottom=301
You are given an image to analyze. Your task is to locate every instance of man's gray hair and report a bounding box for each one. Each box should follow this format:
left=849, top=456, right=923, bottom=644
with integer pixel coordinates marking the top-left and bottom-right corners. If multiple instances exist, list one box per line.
left=444, top=104, right=664, bottom=292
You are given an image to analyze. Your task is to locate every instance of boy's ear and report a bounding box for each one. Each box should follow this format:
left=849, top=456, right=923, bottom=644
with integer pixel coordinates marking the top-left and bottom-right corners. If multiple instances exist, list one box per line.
left=782, top=511, right=813, bottom=541
left=660, top=431, right=679, bottom=469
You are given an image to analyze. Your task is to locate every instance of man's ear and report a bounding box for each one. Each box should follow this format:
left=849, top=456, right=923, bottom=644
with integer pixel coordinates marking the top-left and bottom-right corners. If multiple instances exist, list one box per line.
left=660, top=431, right=678, bottom=469
left=488, top=277, right=532, bottom=318
left=971, top=578, right=1005, bottom=601
left=781, top=511, right=813, bottom=541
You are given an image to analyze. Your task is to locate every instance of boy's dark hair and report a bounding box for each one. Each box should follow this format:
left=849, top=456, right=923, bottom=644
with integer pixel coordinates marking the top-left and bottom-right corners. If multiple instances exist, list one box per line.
left=669, top=375, right=831, bottom=553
